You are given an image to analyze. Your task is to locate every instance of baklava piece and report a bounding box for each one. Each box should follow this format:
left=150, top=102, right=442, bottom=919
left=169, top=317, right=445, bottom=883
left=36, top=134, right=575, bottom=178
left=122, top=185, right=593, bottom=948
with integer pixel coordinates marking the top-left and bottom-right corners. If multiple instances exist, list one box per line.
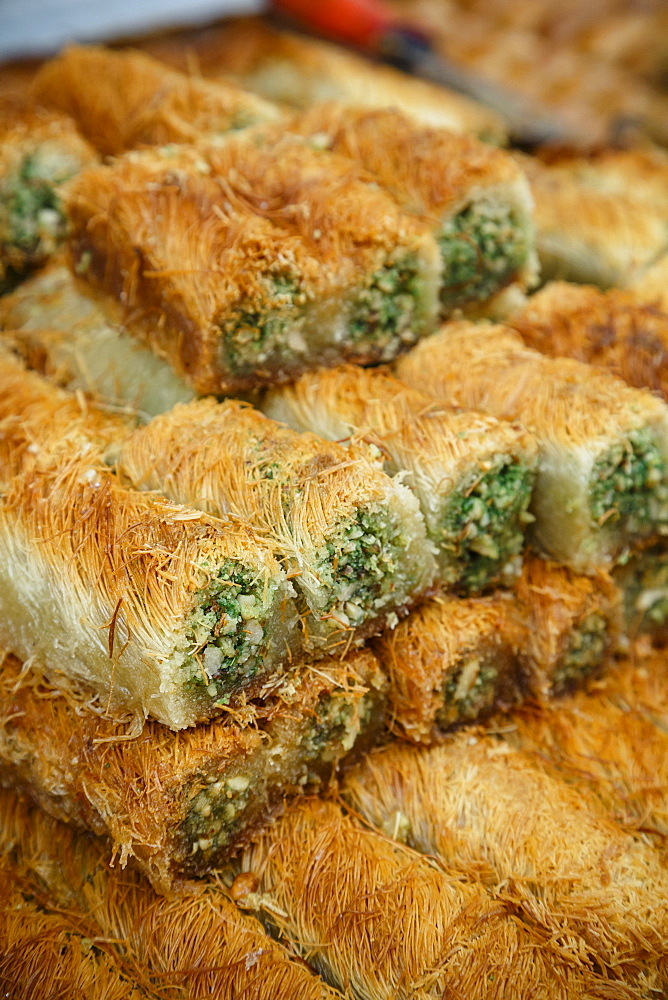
left=30, top=44, right=280, bottom=155
left=372, top=594, right=520, bottom=743
left=277, top=105, right=537, bottom=314
left=0, top=97, right=96, bottom=290
left=65, top=147, right=440, bottom=394
left=119, top=397, right=436, bottom=652
left=511, top=280, right=668, bottom=400
left=0, top=648, right=385, bottom=891
left=265, top=365, right=536, bottom=593
left=397, top=322, right=668, bottom=572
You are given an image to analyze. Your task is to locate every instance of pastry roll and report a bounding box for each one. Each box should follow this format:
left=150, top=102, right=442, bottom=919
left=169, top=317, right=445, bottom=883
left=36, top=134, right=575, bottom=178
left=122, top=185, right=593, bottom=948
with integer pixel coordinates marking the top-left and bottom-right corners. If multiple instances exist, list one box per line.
left=0, top=260, right=196, bottom=417
left=509, top=554, right=619, bottom=698
left=0, top=648, right=385, bottom=892
left=65, top=146, right=440, bottom=395
left=233, top=797, right=620, bottom=1000
left=118, top=397, right=436, bottom=651
left=511, top=280, right=668, bottom=400
left=341, top=736, right=668, bottom=993
left=0, top=865, right=146, bottom=1000
left=530, top=146, right=668, bottom=216
left=515, top=150, right=668, bottom=288
left=396, top=322, right=668, bottom=572
left=371, top=594, right=520, bottom=743
left=274, top=104, right=536, bottom=314
left=501, top=665, right=668, bottom=839
left=0, top=789, right=342, bottom=999
left=0, top=343, right=132, bottom=485
left=0, top=96, right=97, bottom=290
left=264, top=365, right=537, bottom=593
left=0, top=451, right=298, bottom=728
left=30, top=44, right=280, bottom=156
left=0, top=352, right=298, bottom=727
left=176, top=18, right=507, bottom=140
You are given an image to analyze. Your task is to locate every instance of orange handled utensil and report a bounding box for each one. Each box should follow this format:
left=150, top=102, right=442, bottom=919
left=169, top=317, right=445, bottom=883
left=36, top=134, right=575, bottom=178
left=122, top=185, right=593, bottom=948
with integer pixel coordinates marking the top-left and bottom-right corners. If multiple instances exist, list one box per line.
left=271, top=0, right=569, bottom=146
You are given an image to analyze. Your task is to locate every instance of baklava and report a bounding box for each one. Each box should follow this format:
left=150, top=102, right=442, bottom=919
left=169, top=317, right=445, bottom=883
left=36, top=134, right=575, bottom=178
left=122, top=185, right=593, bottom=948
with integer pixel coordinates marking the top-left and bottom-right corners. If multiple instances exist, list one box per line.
left=397, top=322, right=668, bottom=572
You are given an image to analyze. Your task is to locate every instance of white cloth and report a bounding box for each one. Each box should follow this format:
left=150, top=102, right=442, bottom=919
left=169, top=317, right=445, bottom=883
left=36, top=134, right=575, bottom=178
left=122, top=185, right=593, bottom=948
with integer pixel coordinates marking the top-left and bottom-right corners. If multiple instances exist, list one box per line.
left=0, top=0, right=266, bottom=61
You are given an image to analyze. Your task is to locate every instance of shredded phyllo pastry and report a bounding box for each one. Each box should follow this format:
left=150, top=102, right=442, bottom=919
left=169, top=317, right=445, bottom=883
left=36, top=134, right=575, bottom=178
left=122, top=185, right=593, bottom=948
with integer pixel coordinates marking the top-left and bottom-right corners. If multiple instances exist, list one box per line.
left=0, top=788, right=341, bottom=998
left=0, top=96, right=97, bottom=291
left=508, top=554, right=619, bottom=698
left=63, top=146, right=439, bottom=393
left=265, top=364, right=536, bottom=593
left=119, top=397, right=435, bottom=651
left=271, top=104, right=536, bottom=312
left=0, top=260, right=197, bottom=416
left=167, top=17, right=507, bottom=140
left=30, top=44, right=280, bottom=155
left=233, top=796, right=638, bottom=999
left=511, top=280, right=668, bottom=400
left=514, top=150, right=668, bottom=288
left=500, top=656, right=668, bottom=840
left=372, top=593, right=519, bottom=742
left=0, top=350, right=299, bottom=728
left=0, top=648, right=385, bottom=890
left=0, top=865, right=146, bottom=999
left=397, top=321, right=668, bottom=571
left=342, top=735, right=668, bottom=994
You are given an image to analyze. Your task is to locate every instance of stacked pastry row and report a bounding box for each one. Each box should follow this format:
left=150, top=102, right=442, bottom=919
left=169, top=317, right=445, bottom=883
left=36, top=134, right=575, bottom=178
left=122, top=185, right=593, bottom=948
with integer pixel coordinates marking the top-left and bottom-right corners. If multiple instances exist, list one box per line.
left=4, top=649, right=668, bottom=997
left=2, top=33, right=668, bottom=1000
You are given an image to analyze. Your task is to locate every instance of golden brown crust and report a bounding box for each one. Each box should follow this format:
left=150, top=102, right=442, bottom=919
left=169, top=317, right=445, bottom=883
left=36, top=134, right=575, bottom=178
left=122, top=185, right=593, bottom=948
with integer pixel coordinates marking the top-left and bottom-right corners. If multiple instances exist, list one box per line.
left=0, top=344, right=130, bottom=483
left=396, top=321, right=668, bottom=570
left=509, top=553, right=619, bottom=697
left=280, top=103, right=525, bottom=218
left=533, top=145, right=668, bottom=214
left=511, top=281, right=668, bottom=399
left=341, top=734, right=668, bottom=992
left=515, top=151, right=668, bottom=288
left=117, top=394, right=436, bottom=648
left=0, top=789, right=340, bottom=998
left=0, top=259, right=198, bottom=416
left=0, top=451, right=293, bottom=728
left=30, top=45, right=279, bottom=156
left=0, top=865, right=145, bottom=1000
left=0, top=95, right=97, bottom=282
left=237, top=795, right=635, bottom=998
left=0, top=648, right=384, bottom=892
left=141, top=17, right=507, bottom=140
left=372, top=594, right=519, bottom=743
left=0, top=95, right=93, bottom=162
left=264, top=362, right=536, bottom=479
left=396, top=320, right=668, bottom=449
left=499, top=659, right=668, bottom=839
left=65, top=146, right=438, bottom=393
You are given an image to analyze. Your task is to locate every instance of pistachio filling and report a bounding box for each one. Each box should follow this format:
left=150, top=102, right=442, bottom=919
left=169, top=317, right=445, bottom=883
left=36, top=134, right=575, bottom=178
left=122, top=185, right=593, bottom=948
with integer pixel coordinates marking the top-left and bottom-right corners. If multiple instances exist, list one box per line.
left=438, top=656, right=499, bottom=729
left=440, top=458, right=534, bottom=593
left=186, top=770, right=254, bottom=861
left=589, top=428, right=668, bottom=534
left=181, top=688, right=378, bottom=864
left=186, top=561, right=273, bottom=702
left=314, top=506, right=409, bottom=627
left=221, top=272, right=306, bottom=373
left=438, top=201, right=528, bottom=311
left=302, top=695, right=360, bottom=763
left=615, top=545, right=668, bottom=634
left=348, top=255, right=423, bottom=357
left=553, top=612, right=609, bottom=693
left=2, top=154, right=68, bottom=259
